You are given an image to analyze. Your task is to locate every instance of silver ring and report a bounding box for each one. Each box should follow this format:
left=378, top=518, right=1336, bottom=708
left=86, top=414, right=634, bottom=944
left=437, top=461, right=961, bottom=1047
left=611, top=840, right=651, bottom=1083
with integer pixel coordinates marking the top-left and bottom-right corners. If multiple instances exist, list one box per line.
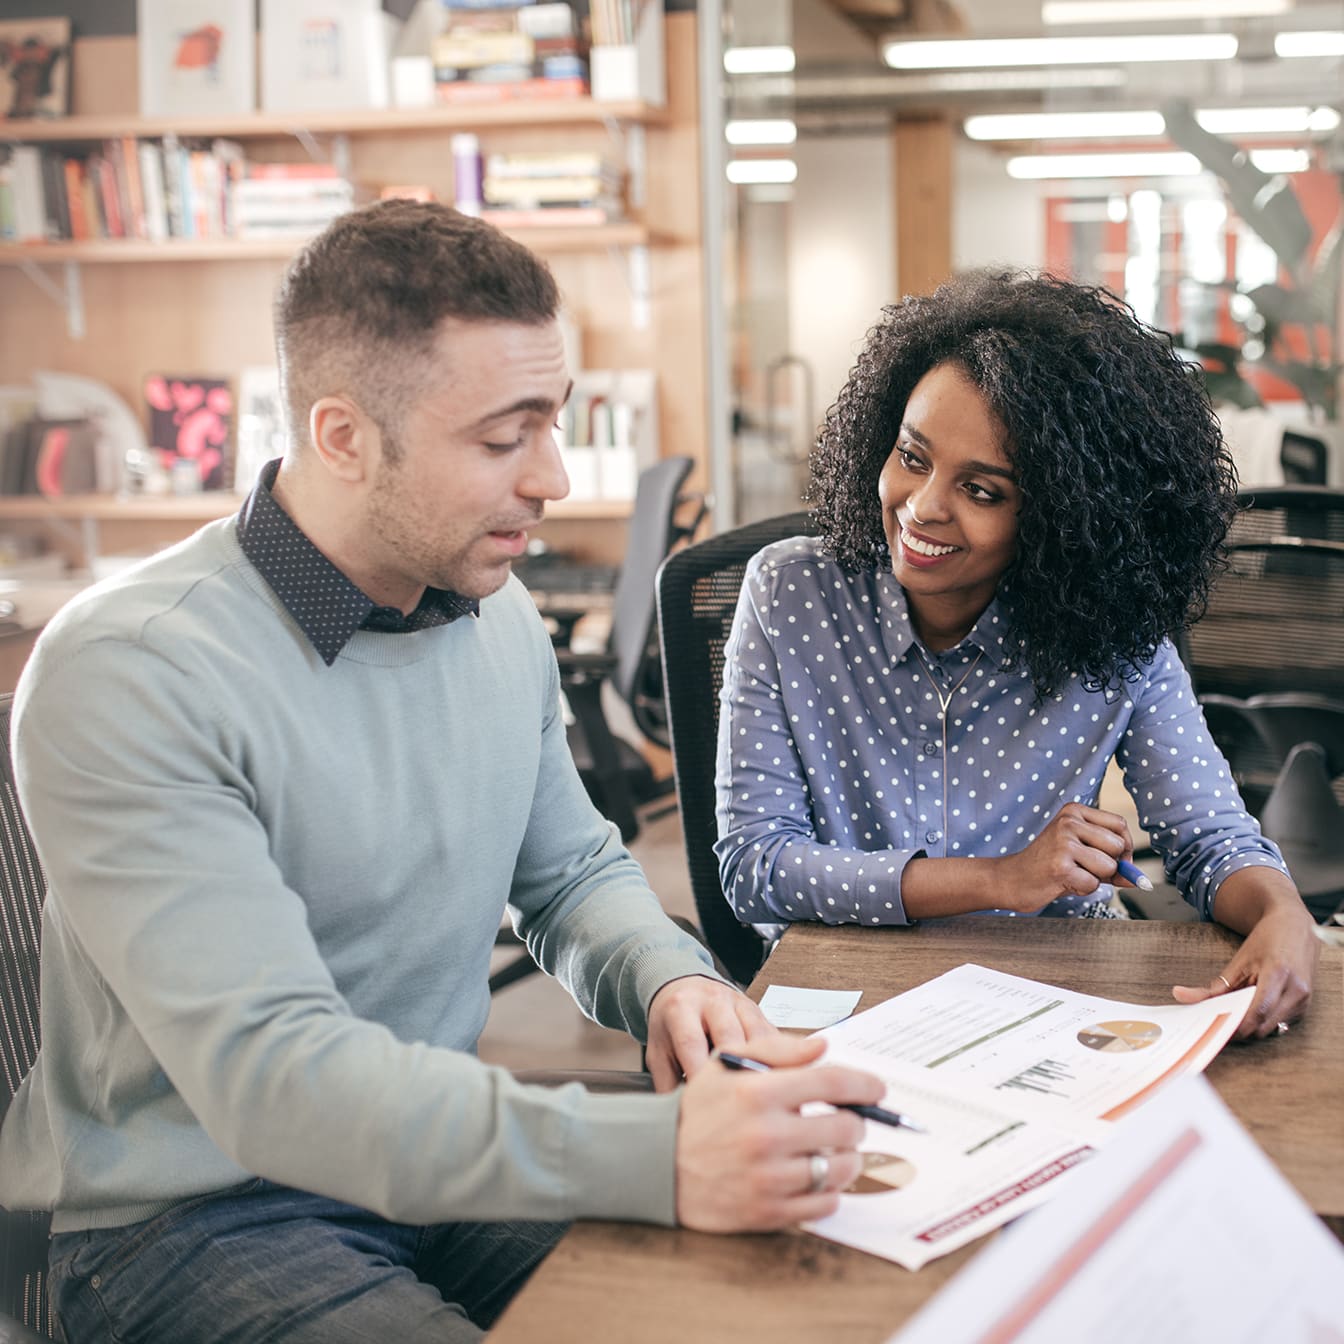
left=807, top=1152, right=830, bottom=1194
left=1216, top=974, right=1233, bottom=992
left=1276, top=1021, right=1290, bottom=1036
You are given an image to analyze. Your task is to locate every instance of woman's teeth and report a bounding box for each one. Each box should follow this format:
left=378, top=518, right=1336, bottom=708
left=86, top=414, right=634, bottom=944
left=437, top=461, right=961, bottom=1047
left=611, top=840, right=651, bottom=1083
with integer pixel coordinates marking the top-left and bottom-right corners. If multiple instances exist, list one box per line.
left=901, top=529, right=957, bottom=557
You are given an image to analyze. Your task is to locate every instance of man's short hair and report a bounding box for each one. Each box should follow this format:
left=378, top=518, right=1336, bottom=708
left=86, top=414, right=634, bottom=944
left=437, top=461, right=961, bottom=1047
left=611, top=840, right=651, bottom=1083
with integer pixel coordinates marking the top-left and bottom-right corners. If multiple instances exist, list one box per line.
left=275, top=199, right=561, bottom=452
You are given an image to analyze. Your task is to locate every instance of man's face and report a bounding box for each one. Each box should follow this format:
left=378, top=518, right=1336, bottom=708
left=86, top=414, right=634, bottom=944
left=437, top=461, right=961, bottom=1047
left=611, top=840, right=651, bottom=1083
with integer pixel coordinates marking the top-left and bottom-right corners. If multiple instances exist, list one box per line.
left=362, top=317, right=572, bottom=608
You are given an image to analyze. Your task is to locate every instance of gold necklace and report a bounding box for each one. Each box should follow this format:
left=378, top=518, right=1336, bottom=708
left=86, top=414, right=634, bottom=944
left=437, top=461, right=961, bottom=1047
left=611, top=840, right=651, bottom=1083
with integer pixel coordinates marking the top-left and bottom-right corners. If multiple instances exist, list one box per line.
left=912, top=645, right=984, bottom=857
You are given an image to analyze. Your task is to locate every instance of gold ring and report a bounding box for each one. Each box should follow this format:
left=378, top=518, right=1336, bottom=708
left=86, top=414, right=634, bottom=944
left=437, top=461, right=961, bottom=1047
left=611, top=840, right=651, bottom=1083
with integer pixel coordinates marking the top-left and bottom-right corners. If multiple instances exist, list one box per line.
left=1215, top=974, right=1233, bottom=992
left=807, top=1153, right=830, bottom=1194
left=1276, top=1021, right=1290, bottom=1036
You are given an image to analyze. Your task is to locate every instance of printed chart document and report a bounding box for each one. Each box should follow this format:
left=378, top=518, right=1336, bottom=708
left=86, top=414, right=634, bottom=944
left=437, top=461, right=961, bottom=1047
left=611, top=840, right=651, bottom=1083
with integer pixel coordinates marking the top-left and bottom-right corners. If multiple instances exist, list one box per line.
left=887, top=1075, right=1344, bottom=1344
left=801, top=965, right=1253, bottom=1270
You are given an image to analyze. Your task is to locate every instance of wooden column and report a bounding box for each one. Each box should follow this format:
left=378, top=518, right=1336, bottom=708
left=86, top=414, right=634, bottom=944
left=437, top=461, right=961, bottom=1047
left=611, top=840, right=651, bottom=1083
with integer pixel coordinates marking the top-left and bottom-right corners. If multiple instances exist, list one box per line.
left=892, top=116, right=954, bottom=299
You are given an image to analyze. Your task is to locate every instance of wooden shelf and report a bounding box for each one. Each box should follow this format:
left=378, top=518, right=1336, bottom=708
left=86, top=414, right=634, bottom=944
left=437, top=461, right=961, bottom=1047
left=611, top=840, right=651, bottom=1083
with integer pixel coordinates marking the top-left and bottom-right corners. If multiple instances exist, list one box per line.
left=0, top=221, right=655, bottom=266
left=0, top=99, right=667, bottom=146
left=0, top=495, right=631, bottom=523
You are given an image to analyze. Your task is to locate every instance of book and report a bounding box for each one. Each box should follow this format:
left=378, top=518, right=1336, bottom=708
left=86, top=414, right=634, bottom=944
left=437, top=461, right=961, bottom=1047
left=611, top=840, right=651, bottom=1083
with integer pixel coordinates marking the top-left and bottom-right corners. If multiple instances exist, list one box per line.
left=434, top=75, right=586, bottom=103
left=139, top=141, right=169, bottom=242
left=479, top=204, right=615, bottom=228
left=483, top=175, right=617, bottom=205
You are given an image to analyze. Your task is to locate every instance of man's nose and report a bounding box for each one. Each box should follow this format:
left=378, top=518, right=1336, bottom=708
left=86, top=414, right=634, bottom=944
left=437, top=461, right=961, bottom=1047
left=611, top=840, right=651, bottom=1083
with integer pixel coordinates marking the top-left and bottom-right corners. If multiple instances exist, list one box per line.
left=521, top=432, right=570, bottom=503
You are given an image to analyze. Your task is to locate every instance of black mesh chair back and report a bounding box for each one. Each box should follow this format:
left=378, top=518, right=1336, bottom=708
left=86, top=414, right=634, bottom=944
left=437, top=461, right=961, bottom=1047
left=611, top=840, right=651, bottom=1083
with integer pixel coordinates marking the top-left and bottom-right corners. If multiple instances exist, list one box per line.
left=0, top=693, right=55, bottom=1338
left=607, top=455, right=697, bottom=746
left=1185, top=486, right=1344, bottom=700
left=656, top=511, right=818, bottom=986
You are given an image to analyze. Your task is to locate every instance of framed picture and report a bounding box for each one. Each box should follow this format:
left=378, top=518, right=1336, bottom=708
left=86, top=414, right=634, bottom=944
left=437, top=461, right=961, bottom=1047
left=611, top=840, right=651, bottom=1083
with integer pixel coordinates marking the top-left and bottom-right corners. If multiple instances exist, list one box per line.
left=0, top=17, right=71, bottom=120
left=260, top=0, right=395, bottom=113
left=137, top=0, right=255, bottom=119
left=144, top=373, right=233, bottom=492
left=234, top=365, right=286, bottom=493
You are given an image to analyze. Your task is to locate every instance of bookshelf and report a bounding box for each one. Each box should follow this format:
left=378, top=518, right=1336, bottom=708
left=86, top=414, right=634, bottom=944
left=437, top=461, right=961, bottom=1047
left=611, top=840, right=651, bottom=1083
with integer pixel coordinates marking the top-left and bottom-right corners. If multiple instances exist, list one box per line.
left=0, top=99, right=668, bottom=144
left=0, top=15, right=708, bottom=573
left=0, top=221, right=658, bottom=264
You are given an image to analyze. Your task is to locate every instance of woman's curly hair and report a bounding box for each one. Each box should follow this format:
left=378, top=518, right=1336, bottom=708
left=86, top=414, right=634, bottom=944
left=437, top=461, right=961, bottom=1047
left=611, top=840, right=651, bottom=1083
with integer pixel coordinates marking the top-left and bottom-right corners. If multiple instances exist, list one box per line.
left=808, top=269, right=1238, bottom=698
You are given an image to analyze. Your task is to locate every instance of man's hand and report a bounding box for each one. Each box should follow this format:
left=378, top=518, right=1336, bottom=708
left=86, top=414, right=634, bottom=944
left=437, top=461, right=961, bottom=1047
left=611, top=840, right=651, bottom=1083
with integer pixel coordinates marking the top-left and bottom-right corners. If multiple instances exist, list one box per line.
left=675, top=1034, right=885, bottom=1232
left=645, top=975, right=777, bottom=1092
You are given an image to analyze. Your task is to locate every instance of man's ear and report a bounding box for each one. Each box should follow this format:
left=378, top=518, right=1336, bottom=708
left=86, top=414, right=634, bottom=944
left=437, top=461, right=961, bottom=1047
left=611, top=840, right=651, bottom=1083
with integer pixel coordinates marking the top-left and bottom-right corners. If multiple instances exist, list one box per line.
left=308, top=395, right=380, bottom=484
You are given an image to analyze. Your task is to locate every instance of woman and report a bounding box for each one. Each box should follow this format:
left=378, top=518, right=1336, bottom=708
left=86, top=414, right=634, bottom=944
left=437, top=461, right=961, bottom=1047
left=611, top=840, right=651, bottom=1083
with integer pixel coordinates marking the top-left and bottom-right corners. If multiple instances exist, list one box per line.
left=715, top=270, right=1316, bottom=1038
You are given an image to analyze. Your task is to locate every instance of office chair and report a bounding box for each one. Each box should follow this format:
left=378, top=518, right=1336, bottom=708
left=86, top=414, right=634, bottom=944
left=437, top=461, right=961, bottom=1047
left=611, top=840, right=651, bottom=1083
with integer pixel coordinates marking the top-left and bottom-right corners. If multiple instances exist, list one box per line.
left=656, top=510, right=820, bottom=987
left=1196, top=692, right=1344, bottom=923
left=0, top=693, right=55, bottom=1340
left=1184, top=486, right=1344, bottom=701
left=557, top=454, right=706, bottom=844
left=491, top=456, right=706, bottom=993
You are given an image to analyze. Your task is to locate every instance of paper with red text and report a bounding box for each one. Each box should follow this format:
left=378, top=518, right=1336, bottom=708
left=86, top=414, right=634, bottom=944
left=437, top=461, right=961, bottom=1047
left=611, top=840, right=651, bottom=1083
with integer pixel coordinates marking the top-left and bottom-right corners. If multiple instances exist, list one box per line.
left=887, top=1075, right=1344, bottom=1342
left=799, top=964, right=1253, bottom=1269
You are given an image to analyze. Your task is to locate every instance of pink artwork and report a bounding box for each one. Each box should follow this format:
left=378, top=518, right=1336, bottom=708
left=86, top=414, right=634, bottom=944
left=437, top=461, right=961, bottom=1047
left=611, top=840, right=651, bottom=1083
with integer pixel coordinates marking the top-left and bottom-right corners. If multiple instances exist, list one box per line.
left=144, top=374, right=233, bottom=490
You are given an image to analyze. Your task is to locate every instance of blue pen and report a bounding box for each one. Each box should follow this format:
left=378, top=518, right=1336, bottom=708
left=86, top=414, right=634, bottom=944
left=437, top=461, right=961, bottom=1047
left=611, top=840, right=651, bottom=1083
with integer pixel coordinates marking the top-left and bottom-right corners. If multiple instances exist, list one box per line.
left=717, top=1051, right=928, bottom=1133
left=1115, top=857, right=1154, bottom=892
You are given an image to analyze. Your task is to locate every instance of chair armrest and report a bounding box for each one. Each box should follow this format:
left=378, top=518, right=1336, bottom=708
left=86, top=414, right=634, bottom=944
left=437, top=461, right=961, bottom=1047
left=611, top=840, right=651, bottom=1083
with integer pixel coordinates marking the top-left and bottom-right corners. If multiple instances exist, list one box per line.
left=554, top=650, right=618, bottom=684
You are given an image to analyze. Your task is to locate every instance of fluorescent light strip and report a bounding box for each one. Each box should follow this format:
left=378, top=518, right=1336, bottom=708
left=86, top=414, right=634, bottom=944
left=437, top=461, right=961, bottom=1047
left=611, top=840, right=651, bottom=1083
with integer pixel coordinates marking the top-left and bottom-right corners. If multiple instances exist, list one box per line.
left=965, top=106, right=1341, bottom=140
left=1006, top=148, right=1309, bottom=178
left=1197, top=106, right=1340, bottom=134
left=1043, top=0, right=1289, bottom=21
left=726, top=159, right=798, bottom=185
left=725, top=119, right=798, bottom=146
left=1274, top=31, right=1344, bottom=57
left=966, top=111, right=1165, bottom=139
left=723, top=46, right=796, bottom=74
left=884, top=33, right=1238, bottom=68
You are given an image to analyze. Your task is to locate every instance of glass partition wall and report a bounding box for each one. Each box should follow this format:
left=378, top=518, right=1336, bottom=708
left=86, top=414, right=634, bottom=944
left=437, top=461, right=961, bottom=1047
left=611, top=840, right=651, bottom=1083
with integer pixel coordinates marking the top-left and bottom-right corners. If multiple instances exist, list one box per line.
left=706, top=0, right=1344, bottom=526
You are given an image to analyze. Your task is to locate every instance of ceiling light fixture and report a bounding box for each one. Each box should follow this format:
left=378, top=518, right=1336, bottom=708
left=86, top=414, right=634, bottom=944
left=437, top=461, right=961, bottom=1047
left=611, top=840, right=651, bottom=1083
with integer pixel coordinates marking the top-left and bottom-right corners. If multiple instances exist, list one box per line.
left=1274, top=31, right=1344, bottom=57
left=726, top=159, right=799, bottom=185
left=1005, top=147, right=1309, bottom=178
left=723, top=46, right=796, bottom=75
left=1042, top=0, right=1289, bottom=22
left=725, top=119, right=798, bottom=146
left=883, top=34, right=1238, bottom=68
left=965, top=106, right=1341, bottom=140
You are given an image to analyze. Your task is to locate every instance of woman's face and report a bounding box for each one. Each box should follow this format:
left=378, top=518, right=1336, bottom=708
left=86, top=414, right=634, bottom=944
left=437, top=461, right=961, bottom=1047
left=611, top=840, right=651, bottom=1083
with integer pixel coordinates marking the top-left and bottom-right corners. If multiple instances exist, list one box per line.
left=877, top=360, right=1021, bottom=649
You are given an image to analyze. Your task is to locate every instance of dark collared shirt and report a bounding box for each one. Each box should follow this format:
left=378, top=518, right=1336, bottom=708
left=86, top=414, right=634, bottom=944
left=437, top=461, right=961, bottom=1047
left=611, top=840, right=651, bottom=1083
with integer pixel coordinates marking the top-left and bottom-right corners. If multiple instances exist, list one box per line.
left=236, top=459, right=478, bottom=665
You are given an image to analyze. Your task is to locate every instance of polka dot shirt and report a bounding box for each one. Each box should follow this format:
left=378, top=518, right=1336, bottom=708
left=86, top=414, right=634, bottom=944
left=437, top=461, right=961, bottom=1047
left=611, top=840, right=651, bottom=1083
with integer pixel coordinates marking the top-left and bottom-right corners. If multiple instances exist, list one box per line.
left=237, top=458, right=477, bottom=666
left=713, top=536, right=1287, bottom=930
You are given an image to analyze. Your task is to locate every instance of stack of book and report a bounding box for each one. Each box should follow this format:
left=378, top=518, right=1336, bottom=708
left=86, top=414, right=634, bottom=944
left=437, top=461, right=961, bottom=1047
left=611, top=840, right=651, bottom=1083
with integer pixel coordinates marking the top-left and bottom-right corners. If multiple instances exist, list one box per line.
left=480, top=149, right=623, bottom=228
left=231, top=164, right=361, bottom=240
left=0, top=140, right=361, bottom=245
left=433, top=1, right=587, bottom=103
left=0, top=137, right=249, bottom=244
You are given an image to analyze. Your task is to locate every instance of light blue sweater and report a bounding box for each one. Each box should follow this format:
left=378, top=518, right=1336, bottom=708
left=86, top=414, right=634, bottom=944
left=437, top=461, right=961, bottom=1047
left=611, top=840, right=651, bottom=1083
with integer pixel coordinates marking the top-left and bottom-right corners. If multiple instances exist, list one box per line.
left=0, top=519, right=716, bottom=1232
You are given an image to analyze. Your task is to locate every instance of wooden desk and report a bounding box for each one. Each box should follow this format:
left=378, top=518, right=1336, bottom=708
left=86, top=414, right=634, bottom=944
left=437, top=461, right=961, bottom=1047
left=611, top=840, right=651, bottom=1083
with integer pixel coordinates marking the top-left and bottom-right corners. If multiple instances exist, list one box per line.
left=492, top=918, right=1344, bottom=1344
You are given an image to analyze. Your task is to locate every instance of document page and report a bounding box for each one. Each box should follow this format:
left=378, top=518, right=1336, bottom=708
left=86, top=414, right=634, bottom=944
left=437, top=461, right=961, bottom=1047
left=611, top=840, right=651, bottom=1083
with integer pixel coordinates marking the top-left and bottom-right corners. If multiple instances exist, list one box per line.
left=887, top=1075, right=1344, bottom=1344
left=804, top=1046, right=1100, bottom=1270
left=798, top=965, right=1253, bottom=1269
left=819, top=964, right=1253, bottom=1123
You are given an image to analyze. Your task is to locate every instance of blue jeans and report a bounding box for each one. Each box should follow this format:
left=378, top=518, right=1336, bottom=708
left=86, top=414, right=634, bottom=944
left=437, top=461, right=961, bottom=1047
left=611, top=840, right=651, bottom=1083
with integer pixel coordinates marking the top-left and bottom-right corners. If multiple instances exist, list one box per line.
left=48, top=1179, right=566, bottom=1343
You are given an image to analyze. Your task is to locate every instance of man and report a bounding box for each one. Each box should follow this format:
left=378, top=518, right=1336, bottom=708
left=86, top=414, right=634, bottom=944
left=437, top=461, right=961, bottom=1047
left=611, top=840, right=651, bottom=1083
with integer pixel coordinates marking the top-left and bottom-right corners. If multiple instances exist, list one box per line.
left=0, top=201, right=881, bottom=1342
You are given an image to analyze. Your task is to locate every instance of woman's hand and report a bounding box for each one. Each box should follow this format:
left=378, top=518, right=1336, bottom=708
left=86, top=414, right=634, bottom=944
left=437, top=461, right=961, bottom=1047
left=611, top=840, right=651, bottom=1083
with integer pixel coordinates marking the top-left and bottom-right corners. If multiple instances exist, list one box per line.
left=1172, top=868, right=1319, bottom=1039
left=994, top=802, right=1138, bottom=913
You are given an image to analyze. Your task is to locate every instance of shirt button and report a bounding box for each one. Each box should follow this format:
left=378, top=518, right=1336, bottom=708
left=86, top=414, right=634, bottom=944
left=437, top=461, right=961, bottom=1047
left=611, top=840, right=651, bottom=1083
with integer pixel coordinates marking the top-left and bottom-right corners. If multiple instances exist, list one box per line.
left=925, top=829, right=942, bottom=845
left=922, top=741, right=940, bottom=757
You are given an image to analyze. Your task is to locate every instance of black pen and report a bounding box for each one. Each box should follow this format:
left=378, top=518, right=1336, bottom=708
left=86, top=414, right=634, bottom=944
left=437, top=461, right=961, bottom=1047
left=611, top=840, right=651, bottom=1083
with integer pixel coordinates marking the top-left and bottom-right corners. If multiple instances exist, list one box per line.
left=716, top=1051, right=928, bottom=1133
